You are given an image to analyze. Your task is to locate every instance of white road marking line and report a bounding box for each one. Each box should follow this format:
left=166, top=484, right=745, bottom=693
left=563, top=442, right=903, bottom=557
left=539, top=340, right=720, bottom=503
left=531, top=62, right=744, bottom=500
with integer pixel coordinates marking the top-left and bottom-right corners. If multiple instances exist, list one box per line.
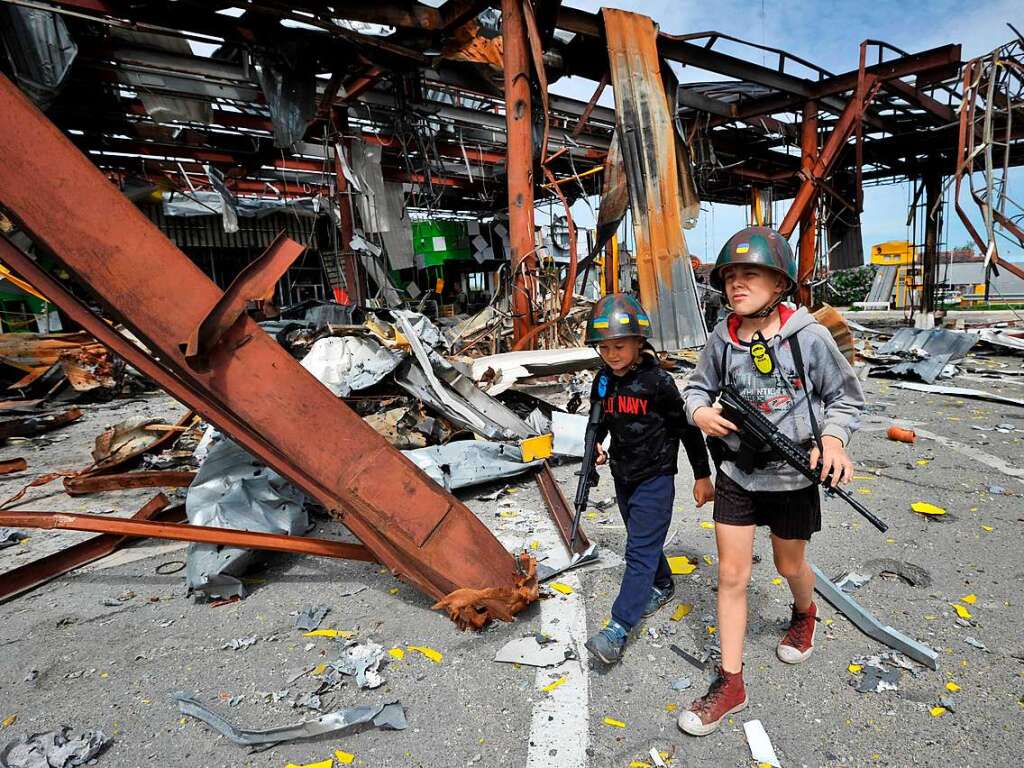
left=914, top=428, right=1024, bottom=481
left=526, top=569, right=589, bottom=768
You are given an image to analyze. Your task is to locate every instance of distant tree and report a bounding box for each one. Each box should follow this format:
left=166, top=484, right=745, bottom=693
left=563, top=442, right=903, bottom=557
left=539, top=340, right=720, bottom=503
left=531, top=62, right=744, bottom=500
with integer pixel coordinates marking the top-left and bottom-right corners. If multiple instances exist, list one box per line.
left=826, top=265, right=877, bottom=306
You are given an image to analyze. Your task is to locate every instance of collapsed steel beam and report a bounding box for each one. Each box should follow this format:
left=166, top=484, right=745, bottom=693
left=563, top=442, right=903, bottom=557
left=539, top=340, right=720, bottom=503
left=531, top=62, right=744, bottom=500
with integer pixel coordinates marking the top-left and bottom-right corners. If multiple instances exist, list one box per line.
left=0, top=494, right=180, bottom=603
left=0, top=509, right=378, bottom=564
left=0, top=73, right=536, bottom=630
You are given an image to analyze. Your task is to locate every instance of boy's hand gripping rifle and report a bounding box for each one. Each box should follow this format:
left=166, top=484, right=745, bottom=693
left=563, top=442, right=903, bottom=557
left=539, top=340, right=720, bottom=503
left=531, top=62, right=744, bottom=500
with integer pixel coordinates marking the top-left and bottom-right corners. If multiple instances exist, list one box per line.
left=717, top=384, right=888, bottom=533
left=569, top=373, right=608, bottom=550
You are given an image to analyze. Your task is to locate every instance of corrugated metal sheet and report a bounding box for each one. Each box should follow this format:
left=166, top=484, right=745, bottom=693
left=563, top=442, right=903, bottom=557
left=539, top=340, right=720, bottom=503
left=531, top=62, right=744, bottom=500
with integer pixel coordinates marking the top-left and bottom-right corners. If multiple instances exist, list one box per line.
left=866, top=265, right=897, bottom=304
left=874, top=327, right=979, bottom=383
left=603, top=9, right=706, bottom=352
left=144, top=206, right=317, bottom=250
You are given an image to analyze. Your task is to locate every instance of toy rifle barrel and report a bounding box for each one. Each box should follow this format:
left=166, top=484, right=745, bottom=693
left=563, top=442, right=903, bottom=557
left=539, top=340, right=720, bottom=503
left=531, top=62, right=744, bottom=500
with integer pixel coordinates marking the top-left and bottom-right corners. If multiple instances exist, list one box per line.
left=718, top=386, right=888, bottom=533
left=570, top=400, right=604, bottom=548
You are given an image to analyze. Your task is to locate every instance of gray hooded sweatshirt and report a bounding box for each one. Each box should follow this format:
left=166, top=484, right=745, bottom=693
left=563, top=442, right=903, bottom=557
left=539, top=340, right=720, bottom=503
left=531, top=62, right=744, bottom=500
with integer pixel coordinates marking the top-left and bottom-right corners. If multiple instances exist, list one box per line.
left=683, top=306, right=864, bottom=492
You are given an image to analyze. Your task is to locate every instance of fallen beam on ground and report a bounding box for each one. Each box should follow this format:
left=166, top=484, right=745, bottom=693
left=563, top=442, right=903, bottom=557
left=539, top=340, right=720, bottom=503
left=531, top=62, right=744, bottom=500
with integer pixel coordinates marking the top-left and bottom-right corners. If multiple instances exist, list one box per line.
left=0, top=457, right=27, bottom=475
left=812, top=562, right=939, bottom=669
left=0, top=407, right=82, bottom=440
left=0, top=73, right=536, bottom=630
left=0, top=493, right=180, bottom=603
left=534, top=462, right=590, bottom=557
left=891, top=381, right=1024, bottom=409
left=63, top=470, right=197, bottom=496
left=0, top=509, right=379, bottom=563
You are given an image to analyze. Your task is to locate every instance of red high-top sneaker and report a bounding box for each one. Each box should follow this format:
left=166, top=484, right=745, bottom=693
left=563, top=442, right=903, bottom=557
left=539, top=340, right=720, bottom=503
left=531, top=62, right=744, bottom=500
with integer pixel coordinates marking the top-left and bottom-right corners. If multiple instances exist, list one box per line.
left=677, top=666, right=747, bottom=736
left=777, top=601, right=817, bottom=664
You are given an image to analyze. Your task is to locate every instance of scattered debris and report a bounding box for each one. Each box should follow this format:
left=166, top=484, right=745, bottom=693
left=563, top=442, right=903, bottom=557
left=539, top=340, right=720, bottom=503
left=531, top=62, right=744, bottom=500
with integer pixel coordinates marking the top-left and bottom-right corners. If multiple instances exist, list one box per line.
left=0, top=726, right=110, bottom=768
left=670, top=677, right=692, bottom=691
left=494, top=635, right=576, bottom=667
left=742, top=719, right=781, bottom=768
left=669, top=645, right=706, bottom=671
left=295, top=606, right=331, bottom=633
left=892, top=381, right=1024, bottom=409
left=886, top=426, right=917, bottom=444
left=911, top=501, right=946, bottom=517
left=174, top=693, right=406, bottom=746
left=221, top=636, right=258, bottom=651
left=406, top=646, right=443, bottom=664
left=0, top=528, right=28, bottom=550
left=964, top=636, right=989, bottom=652
left=835, top=572, right=872, bottom=593
left=330, top=641, right=386, bottom=689
left=0, top=458, right=27, bottom=475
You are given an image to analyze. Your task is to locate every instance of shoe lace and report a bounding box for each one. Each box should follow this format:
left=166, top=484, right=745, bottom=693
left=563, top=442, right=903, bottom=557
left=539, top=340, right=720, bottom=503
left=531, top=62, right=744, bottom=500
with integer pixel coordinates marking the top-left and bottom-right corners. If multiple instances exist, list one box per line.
left=784, top=609, right=813, bottom=646
left=692, top=674, right=727, bottom=716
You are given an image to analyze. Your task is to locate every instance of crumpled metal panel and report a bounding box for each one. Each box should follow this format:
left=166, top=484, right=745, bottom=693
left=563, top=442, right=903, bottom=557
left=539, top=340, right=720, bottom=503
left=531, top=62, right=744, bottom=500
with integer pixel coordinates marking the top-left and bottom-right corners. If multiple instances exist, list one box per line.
left=253, top=47, right=316, bottom=148
left=602, top=9, right=707, bottom=352
left=185, top=433, right=309, bottom=596
left=0, top=74, right=534, bottom=629
left=874, top=327, right=978, bottom=383
left=300, top=336, right=402, bottom=397
left=403, top=440, right=541, bottom=490
left=0, top=5, right=76, bottom=108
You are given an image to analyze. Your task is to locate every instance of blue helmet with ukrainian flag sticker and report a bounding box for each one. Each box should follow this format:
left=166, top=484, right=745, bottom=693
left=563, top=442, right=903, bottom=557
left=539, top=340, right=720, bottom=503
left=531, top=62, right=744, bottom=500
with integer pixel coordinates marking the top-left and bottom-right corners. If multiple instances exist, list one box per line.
left=585, top=293, right=652, bottom=344
left=710, top=226, right=797, bottom=292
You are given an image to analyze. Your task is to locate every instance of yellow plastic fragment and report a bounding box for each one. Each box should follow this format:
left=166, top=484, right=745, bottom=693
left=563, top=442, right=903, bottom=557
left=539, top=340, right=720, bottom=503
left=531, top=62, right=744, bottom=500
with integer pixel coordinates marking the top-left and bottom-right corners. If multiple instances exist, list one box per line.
left=699, top=521, right=715, bottom=529
left=960, top=594, right=977, bottom=605
left=945, top=682, right=961, bottom=692
left=856, top=488, right=873, bottom=495
left=541, top=676, right=567, bottom=693
left=549, top=582, right=574, bottom=595
left=530, top=540, right=539, bottom=550
left=285, top=760, right=333, bottom=768
left=1, top=715, right=16, bottom=728
left=951, top=604, right=972, bottom=620
left=929, top=706, right=947, bottom=717
left=334, top=750, right=355, bottom=764
left=407, top=645, right=443, bottom=663
left=312, top=663, right=328, bottom=676
left=671, top=603, right=692, bottom=621
left=665, top=703, right=678, bottom=713
left=911, top=502, right=946, bottom=516
left=981, top=525, right=993, bottom=532
left=886, top=538, right=896, bottom=544
left=667, top=556, right=696, bottom=575
left=628, top=762, right=652, bottom=768
left=602, top=717, right=626, bottom=728
left=702, top=555, right=714, bottom=566
left=848, top=664, right=863, bottom=674
left=499, top=510, right=517, bottom=518
left=388, top=648, right=405, bottom=660
left=916, top=459, right=931, bottom=466
left=304, top=629, right=355, bottom=639
left=707, top=625, right=717, bottom=635
left=771, top=577, right=783, bottom=586
left=388, top=587, right=400, bottom=595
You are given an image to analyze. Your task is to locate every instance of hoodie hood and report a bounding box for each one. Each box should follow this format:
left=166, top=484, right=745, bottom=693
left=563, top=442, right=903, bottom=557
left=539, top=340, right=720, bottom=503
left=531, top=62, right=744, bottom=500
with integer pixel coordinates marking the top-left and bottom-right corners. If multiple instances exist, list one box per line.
left=716, top=305, right=817, bottom=348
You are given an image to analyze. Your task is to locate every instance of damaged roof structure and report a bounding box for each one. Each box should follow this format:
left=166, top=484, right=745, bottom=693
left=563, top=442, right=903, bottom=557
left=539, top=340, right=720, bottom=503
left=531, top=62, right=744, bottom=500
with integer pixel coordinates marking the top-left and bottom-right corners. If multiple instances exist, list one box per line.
left=1, top=3, right=1024, bottom=765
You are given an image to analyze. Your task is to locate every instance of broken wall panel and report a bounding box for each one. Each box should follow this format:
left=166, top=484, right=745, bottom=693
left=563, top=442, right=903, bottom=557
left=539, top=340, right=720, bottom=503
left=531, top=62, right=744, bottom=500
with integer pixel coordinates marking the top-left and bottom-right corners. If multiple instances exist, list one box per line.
left=0, top=74, right=533, bottom=629
left=602, top=9, right=707, bottom=352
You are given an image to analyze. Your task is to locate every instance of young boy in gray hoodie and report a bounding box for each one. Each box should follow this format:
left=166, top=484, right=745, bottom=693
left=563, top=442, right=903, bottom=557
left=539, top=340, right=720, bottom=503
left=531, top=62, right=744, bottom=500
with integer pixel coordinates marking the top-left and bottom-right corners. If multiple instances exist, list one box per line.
left=677, top=227, right=864, bottom=737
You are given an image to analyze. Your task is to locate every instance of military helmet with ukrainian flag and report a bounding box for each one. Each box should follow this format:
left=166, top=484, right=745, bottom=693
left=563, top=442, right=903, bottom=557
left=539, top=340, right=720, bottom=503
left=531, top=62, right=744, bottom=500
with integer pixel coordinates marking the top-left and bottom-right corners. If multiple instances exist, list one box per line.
left=585, top=293, right=652, bottom=344
left=711, top=226, right=797, bottom=292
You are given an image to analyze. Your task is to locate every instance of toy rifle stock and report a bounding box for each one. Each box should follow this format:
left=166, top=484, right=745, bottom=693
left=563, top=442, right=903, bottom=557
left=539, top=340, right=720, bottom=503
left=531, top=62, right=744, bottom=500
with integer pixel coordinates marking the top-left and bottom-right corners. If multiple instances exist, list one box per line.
left=569, top=373, right=608, bottom=550
left=717, top=384, right=888, bottom=533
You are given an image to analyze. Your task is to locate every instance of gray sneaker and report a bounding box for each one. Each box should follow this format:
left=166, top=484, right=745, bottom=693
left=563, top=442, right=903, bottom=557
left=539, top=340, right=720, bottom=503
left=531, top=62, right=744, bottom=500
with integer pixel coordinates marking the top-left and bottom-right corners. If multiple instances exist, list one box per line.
left=642, top=583, right=675, bottom=617
left=585, top=620, right=629, bottom=664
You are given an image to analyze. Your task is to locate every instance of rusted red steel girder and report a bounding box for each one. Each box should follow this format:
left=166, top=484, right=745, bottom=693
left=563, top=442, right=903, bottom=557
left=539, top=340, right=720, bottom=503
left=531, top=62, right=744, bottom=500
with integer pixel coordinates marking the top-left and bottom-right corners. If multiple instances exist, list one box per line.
left=0, top=494, right=179, bottom=603
left=796, top=101, right=819, bottom=308
left=0, top=73, right=537, bottom=630
left=63, top=470, right=197, bottom=496
left=502, top=0, right=538, bottom=349
left=0, top=509, right=378, bottom=564
left=778, top=74, right=882, bottom=239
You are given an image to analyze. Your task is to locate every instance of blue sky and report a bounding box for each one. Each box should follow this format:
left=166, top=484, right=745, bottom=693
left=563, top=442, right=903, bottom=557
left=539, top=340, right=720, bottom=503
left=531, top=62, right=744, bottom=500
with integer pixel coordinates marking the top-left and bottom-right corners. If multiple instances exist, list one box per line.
left=547, top=0, right=1024, bottom=263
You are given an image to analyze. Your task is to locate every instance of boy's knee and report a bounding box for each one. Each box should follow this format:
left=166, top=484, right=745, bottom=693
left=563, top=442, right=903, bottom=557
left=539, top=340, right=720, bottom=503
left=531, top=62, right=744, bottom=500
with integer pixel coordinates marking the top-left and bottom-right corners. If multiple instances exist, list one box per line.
left=773, top=555, right=806, bottom=581
left=718, top=562, right=751, bottom=591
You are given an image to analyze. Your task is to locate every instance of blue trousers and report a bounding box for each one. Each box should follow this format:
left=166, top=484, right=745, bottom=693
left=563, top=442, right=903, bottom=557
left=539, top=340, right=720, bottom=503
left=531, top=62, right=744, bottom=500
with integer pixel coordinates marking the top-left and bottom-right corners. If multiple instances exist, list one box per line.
left=611, top=473, right=675, bottom=630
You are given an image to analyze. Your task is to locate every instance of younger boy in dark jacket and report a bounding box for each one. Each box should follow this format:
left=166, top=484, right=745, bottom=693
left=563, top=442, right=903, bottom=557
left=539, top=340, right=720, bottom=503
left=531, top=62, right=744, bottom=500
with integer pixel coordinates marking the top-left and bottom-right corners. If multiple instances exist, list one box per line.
left=583, top=293, right=714, bottom=664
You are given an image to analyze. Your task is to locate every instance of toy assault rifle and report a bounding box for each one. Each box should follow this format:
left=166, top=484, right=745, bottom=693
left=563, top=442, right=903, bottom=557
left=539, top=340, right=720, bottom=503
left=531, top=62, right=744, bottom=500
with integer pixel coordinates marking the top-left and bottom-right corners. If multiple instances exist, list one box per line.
left=569, top=373, right=608, bottom=550
left=717, top=384, right=888, bottom=533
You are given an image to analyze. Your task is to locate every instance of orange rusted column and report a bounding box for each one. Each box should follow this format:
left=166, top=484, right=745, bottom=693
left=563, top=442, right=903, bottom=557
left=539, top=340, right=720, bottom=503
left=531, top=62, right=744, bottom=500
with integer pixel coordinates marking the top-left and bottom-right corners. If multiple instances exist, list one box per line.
left=502, top=0, right=537, bottom=348
left=797, top=100, right=818, bottom=307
